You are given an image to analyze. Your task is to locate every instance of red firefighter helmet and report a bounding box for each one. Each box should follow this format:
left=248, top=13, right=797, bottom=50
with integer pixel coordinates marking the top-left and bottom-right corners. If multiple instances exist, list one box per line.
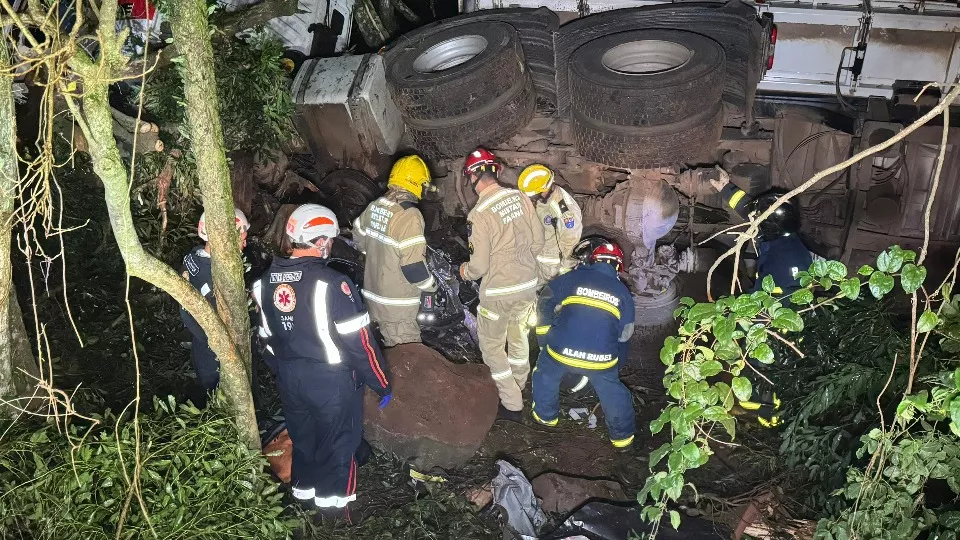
left=590, top=242, right=625, bottom=272
left=463, top=148, right=500, bottom=178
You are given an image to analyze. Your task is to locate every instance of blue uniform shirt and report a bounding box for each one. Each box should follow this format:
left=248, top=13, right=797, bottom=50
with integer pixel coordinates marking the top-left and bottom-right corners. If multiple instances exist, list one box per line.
left=180, top=246, right=214, bottom=342
left=753, top=235, right=813, bottom=293
left=535, top=263, right=634, bottom=370
left=252, top=256, right=391, bottom=396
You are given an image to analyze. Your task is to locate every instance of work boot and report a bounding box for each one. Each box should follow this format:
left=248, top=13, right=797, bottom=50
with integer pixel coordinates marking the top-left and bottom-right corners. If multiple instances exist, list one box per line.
left=496, top=403, right=524, bottom=424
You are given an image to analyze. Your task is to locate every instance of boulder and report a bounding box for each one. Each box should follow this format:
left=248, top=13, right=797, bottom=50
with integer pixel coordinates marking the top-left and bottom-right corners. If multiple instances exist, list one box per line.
left=363, top=343, right=499, bottom=469
left=531, top=472, right=630, bottom=514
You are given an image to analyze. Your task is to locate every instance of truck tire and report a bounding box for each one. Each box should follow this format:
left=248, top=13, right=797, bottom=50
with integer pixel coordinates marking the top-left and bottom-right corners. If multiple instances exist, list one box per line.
left=569, top=30, right=725, bottom=127
left=573, top=102, right=722, bottom=168
left=386, top=22, right=524, bottom=122
left=555, top=1, right=763, bottom=117
left=407, top=71, right=536, bottom=158
left=384, top=7, right=559, bottom=104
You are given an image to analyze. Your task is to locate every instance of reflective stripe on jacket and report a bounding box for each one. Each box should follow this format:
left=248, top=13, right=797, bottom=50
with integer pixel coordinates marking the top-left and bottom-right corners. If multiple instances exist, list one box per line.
left=353, top=188, right=434, bottom=316
left=536, top=263, right=634, bottom=370
left=252, top=257, right=391, bottom=395
left=536, top=186, right=583, bottom=274
left=462, top=184, right=545, bottom=302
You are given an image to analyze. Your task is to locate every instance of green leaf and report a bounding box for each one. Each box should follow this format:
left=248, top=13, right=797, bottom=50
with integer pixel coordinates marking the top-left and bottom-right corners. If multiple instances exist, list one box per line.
left=954, top=368, right=960, bottom=391
left=762, top=275, right=776, bottom=293
left=900, top=264, right=927, bottom=294
left=719, top=417, right=736, bottom=439
left=668, top=451, right=683, bottom=472
left=857, top=265, right=874, bottom=276
left=733, top=296, right=762, bottom=319
left=791, top=289, right=814, bottom=305
left=695, top=346, right=715, bottom=362
left=650, top=414, right=667, bottom=435
left=715, top=382, right=734, bottom=410
left=680, top=443, right=701, bottom=462
left=732, top=377, right=753, bottom=401
left=713, top=316, right=736, bottom=343
left=811, top=259, right=829, bottom=278
left=700, top=360, right=723, bottom=378
left=680, top=297, right=695, bottom=307
left=703, top=405, right=728, bottom=421
left=868, top=271, right=895, bottom=299
left=840, top=278, right=861, bottom=299
left=650, top=443, right=671, bottom=468
left=687, top=303, right=717, bottom=322
left=877, top=247, right=905, bottom=273
left=750, top=343, right=775, bottom=364
left=917, top=310, right=939, bottom=333
left=714, top=339, right=742, bottom=361
left=772, top=309, right=804, bottom=332
left=660, top=336, right=681, bottom=366
left=826, top=261, right=848, bottom=280
left=670, top=510, right=681, bottom=531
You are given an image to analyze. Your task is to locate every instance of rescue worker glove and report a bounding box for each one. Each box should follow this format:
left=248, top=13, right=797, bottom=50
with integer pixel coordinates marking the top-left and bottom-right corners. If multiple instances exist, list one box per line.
left=378, top=394, right=392, bottom=410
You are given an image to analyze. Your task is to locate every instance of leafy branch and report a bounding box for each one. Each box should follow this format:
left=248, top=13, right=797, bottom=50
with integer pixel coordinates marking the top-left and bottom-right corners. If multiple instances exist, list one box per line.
left=639, top=244, right=956, bottom=535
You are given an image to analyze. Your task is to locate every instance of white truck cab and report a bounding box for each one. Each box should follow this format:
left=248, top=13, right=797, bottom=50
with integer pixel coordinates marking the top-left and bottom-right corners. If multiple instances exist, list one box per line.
left=470, top=0, right=960, bottom=101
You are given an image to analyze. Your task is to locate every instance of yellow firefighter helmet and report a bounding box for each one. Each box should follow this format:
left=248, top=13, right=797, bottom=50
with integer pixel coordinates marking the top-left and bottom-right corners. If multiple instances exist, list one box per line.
left=388, top=155, right=432, bottom=199
left=517, top=164, right=555, bottom=196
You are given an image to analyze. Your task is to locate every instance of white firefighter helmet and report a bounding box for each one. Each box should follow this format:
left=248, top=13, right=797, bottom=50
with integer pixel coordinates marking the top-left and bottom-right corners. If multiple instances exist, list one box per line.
left=198, top=208, right=250, bottom=242
left=286, top=204, right=340, bottom=245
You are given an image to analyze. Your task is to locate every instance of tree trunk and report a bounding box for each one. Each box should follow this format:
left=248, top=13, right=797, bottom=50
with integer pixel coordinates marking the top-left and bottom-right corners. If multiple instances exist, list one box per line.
left=229, top=150, right=254, bottom=218
left=66, top=5, right=259, bottom=448
left=0, top=45, right=41, bottom=416
left=168, top=0, right=254, bottom=382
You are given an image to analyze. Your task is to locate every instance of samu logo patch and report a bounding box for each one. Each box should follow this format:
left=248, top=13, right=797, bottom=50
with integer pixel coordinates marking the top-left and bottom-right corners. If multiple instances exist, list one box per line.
left=273, top=284, right=297, bottom=313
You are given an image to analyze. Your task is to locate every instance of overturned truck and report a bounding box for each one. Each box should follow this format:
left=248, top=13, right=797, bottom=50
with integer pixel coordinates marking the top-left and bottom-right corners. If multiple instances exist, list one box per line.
left=289, top=0, right=960, bottom=370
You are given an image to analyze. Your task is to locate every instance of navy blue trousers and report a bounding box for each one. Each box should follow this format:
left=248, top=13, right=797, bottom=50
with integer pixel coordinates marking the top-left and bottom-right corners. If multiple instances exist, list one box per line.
left=532, top=349, right=636, bottom=446
left=190, top=338, right=220, bottom=393
left=276, top=360, right=361, bottom=506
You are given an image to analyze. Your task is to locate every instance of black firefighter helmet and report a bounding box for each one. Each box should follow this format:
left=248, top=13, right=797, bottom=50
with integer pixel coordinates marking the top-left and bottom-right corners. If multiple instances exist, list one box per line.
left=748, top=191, right=801, bottom=242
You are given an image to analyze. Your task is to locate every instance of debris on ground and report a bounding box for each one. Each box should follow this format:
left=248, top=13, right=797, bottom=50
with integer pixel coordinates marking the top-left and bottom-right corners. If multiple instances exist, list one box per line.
left=732, top=491, right=816, bottom=540
left=465, top=481, right=494, bottom=509
left=263, top=424, right=293, bottom=483
left=491, top=460, right=548, bottom=539
left=541, top=501, right=731, bottom=540
left=531, top=472, right=629, bottom=514
left=363, top=343, right=499, bottom=469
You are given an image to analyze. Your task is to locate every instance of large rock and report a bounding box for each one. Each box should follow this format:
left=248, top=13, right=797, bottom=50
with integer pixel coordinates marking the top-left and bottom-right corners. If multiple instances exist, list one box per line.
left=531, top=472, right=630, bottom=514
left=363, top=343, right=498, bottom=469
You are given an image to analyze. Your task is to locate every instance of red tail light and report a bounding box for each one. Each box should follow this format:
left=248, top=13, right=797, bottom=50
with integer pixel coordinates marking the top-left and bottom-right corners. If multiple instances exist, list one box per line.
left=766, top=24, right=778, bottom=70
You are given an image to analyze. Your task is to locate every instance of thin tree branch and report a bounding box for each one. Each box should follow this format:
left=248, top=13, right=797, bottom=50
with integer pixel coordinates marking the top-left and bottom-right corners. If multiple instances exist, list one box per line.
left=706, top=79, right=960, bottom=302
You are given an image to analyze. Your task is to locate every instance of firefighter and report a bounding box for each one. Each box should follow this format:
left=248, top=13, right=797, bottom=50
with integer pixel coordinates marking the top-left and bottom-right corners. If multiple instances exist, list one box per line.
left=531, top=242, right=636, bottom=451
left=180, top=208, right=250, bottom=405
left=709, top=170, right=813, bottom=427
left=459, top=148, right=545, bottom=423
left=252, top=204, right=391, bottom=515
left=709, top=169, right=812, bottom=295
left=517, top=164, right=583, bottom=282
left=353, top=155, right=437, bottom=346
